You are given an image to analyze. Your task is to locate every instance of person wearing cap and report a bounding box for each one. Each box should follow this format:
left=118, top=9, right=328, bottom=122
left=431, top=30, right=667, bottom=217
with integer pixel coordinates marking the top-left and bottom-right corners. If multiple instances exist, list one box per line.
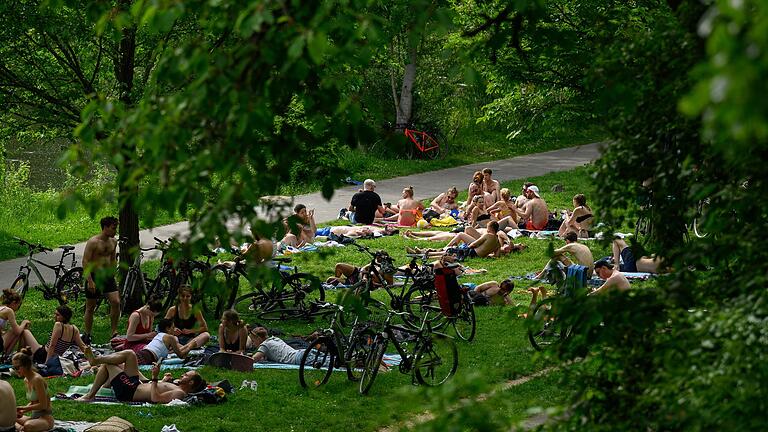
left=590, top=259, right=630, bottom=295
left=342, top=179, right=386, bottom=225
left=516, top=184, right=549, bottom=230
left=515, top=182, right=534, bottom=209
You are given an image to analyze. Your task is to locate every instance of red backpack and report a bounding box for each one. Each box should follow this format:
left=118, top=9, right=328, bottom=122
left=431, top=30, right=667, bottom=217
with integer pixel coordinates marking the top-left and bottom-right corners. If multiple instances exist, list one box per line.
left=434, top=267, right=462, bottom=316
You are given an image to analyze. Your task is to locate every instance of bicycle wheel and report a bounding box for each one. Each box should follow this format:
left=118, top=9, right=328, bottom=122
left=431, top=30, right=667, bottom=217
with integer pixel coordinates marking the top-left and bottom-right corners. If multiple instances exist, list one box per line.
left=200, top=264, right=232, bottom=317
left=257, top=307, right=306, bottom=321
left=231, top=291, right=271, bottom=322
left=403, top=285, right=448, bottom=330
left=11, top=275, right=28, bottom=300
left=148, top=270, right=175, bottom=306
left=421, top=133, right=441, bottom=160
left=278, top=273, right=324, bottom=309
left=119, top=268, right=140, bottom=312
left=344, top=327, right=376, bottom=382
left=451, top=300, right=476, bottom=342
left=414, top=333, right=458, bottom=386
left=57, top=267, right=84, bottom=306
left=359, top=335, right=387, bottom=395
left=527, top=299, right=564, bottom=351
left=299, top=336, right=336, bottom=389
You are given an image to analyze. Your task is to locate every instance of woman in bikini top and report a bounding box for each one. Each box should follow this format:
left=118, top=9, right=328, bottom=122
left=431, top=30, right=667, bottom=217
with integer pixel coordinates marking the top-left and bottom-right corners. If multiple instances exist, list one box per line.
left=218, top=310, right=247, bottom=354
left=385, top=186, right=424, bottom=226
left=165, top=286, right=209, bottom=345
left=20, top=305, right=88, bottom=364
left=13, top=348, right=54, bottom=431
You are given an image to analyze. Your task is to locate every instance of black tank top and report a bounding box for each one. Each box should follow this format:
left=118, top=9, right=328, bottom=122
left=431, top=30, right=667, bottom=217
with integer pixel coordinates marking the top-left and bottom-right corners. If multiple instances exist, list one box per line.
left=173, top=307, right=197, bottom=330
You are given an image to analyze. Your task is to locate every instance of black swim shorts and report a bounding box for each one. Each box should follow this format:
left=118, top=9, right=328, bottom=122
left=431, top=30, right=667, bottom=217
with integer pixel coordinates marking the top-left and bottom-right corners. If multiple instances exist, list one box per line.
left=110, top=372, right=141, bottom=401
left=619, top=247, right=638, bottom=273
left=85, top=276, right=118, bottom=300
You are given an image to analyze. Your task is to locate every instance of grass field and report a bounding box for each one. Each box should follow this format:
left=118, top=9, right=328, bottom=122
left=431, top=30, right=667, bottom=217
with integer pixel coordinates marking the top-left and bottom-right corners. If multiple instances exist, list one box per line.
left=3, top=166, right=610, bottom=431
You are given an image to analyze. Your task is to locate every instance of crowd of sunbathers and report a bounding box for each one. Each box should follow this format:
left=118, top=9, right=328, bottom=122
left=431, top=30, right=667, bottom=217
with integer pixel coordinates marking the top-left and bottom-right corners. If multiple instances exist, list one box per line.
left=0, top=170, right=668, bottom=430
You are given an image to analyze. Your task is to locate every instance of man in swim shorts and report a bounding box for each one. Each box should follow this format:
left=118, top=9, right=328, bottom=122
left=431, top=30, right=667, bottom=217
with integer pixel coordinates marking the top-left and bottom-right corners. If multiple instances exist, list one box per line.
left=82, top=216, right=121, bottom=344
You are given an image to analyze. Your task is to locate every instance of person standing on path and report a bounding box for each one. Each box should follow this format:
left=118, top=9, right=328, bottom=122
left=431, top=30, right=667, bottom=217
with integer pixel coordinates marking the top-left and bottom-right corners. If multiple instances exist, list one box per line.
left=341, top=179, right=386, bottom=224
left=82, top=216, right=120, bottom=344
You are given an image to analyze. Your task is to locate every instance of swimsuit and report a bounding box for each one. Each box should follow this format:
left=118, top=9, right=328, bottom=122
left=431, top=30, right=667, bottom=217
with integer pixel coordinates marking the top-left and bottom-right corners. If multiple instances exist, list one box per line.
left=111, top=372, right=141, bottom=401
left=33, top=325, right=78, bottom=363
left=222, top=328, right=241, bottom=351
left=619, top=247, right=638, bottom=272
left=124, top=311, right=153, bottom=352
left=398, top=208, right=422, bottom=226
left=85, top=276, right=118, bottom=300
left=524, top=219, right=548, bottom=231
left=26, top=386, right=52, bottom=419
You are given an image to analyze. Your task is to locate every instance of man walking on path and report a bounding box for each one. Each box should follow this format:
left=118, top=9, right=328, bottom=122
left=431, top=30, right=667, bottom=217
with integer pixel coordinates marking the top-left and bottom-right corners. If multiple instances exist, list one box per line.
left=82, top=216, right=121, bottom=344
left=341, top=179, right=386, bottom=224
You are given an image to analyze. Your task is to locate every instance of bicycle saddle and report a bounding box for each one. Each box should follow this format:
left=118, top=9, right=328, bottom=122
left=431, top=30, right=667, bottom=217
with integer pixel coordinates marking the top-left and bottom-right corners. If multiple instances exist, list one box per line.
left=60, top=245, right=75, bottom=252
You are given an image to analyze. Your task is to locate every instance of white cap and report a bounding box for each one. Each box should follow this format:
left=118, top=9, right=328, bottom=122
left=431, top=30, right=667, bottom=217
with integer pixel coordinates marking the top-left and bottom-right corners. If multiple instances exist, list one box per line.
left=528, top=185, right=541, bottom=198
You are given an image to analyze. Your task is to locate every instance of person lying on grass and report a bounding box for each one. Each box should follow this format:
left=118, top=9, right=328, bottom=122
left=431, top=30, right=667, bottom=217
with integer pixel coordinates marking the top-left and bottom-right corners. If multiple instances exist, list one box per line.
left=13, top=348, right=54, bottom=432
left=405, top=222, right=510, bottom=259
left=249, top=327, right=320, bottom=365
left=133, top=318, right=208, bottom=365
left=17, top=304, right=88, bottom=365
left=324, top=225, right=398, bottom=238
left=325, top=254, right=395, bottom=287
left=469, top=280, right=514, bottom=306
left=590, top=259, right=631, bottom=295
left=78, top=348, right=206, bottom=403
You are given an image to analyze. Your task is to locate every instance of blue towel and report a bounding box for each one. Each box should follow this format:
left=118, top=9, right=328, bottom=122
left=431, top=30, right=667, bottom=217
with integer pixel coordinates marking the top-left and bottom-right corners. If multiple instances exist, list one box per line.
left=564, top=265, right=588, bottom=297
left=316, top=227, right=332, bottom=237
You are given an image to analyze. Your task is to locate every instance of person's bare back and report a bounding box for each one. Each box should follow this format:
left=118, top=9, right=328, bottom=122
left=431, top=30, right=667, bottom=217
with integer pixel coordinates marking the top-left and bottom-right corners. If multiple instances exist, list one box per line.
left=470, top=231, right=500, bottom=257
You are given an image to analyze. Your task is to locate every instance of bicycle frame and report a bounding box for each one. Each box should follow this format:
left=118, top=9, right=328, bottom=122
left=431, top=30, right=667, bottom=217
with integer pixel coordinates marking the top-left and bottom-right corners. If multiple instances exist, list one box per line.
left=404, top=128, right=439, bottom=153
left=16, top=250, right=73, bottom=294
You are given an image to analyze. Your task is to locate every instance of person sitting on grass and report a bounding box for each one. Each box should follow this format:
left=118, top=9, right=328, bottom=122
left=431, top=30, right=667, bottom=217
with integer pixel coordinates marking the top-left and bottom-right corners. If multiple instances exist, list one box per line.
left=280, top=204, right=317, bottom=248
left=123, top=300, right=164, bottom=352
left=466, top=195, right=490, bottom=227
left=218, top=309, right=248, bottom=355
left=558, top=194, right=594, bottom=238
left=13, top=348, right=54, bottom=432
left=341, top=179, right=386, bottom=225
left=1, top=289, right=30, bottom=356
left=134, top=318, right=208, bottom=365
left=383, top=186, right=425, bottom=226
left=18, top=305, right=87, bottom=365
left=465, top=171, right=484, bottom=209
left=611, top=238, right=665, bottom=274
left=516, top=185, right=549, bottom=230
left=536, top=231, right=595, bottom=278
left=325, top=255, right=395, bottom=288
left=515, top=182, right=534, bottom=210
left=430, top=187, right=459, bottom=215
left=0, top=380, right=16, bottom=432
left=165, top=286, right=209, bottom=345
left=469, top=280, right=514, bottom=306
left=590, top=259, right=631, bottom=295
left=487, top=188, right=517, bottom=223
left=481, top=168, right=501, bottom=207
left=78, top=348, right=207, bottom=403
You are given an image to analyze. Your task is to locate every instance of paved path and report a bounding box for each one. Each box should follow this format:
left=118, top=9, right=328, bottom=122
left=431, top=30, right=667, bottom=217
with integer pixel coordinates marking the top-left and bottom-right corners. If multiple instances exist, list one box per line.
left=0, top=142, right=602, bottom=288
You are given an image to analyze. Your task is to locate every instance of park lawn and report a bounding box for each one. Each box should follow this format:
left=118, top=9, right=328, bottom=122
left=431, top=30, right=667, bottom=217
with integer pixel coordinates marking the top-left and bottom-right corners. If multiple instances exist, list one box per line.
left=7, top=221, right=613, bottom=431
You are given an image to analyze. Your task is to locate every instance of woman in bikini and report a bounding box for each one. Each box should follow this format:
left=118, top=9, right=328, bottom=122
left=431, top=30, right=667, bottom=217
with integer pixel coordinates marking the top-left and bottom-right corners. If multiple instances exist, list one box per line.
left=164, top=286, right=209, bottom=345
left=218, top=309, right=247, bottom=354
left=487, top=188, right=517, bottom=222
left=430, top=187, right=459, bottom=215
left=558, top=193, right=594, bottom=238
left=466, top=195, right=490, bottom=227
left=123, top=300, right=163, bottom=352
left=13, top=348, right=54, bottom=432
left=383, top=186, right=424, bottom=226
left=17, top=305, right=87, bottom=365
left=0, top=289, right=31, bottom=357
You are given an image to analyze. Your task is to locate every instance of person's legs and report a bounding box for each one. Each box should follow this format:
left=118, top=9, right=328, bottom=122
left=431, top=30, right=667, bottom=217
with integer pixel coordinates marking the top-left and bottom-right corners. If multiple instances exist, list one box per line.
left=446, top=232, right=475, bottom=247
left=334, top=263, right=357, bottom=279
left=463, top=227, right=482, bottom=239
left=282, top=233, right=299, bottom=248
left=105, top=291, right=121, bottom=336
left=18, top=329, right=42, bottom=353
left=17, top=416, right=53, bottom=432
left=636, top=256, right=662, bottom=273
left=84, top=299, right=98, bottom=337
left=612, top=239, right=628, bottom=267
left=86, top=349, right=141, bottom=377
left=77, top=363, right=116, bottom=401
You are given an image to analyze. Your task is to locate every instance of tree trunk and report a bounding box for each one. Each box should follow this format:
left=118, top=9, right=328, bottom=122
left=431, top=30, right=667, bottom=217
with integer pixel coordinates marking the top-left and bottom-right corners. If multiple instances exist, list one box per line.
left=395, top=46, right=417, bottom=130
left=114, top=4, right=142, bottom=312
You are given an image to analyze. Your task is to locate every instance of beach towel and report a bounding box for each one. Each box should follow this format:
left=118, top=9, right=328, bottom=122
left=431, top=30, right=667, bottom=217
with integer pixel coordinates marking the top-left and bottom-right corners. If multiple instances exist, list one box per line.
left=430, top=215, right=459, bottom=227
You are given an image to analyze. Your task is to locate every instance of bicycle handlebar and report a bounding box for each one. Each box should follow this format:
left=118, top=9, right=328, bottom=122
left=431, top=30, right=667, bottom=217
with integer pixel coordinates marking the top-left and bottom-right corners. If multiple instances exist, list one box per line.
left=14, top=237, right=52, bottom=252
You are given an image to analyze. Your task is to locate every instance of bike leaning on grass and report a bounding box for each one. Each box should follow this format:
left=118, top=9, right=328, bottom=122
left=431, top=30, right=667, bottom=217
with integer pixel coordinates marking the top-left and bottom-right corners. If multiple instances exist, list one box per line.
left=11, top=237, right=83, bottom=305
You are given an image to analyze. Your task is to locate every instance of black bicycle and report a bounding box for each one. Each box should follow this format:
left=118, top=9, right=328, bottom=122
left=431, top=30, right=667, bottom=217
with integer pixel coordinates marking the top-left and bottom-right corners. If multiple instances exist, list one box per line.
left=526, top=259, right=575, bottom=351
left=298, top=302, right=379, bottom=389
left=118, top=237, right=170, bottom=312
left=11, top=237, right=83, bottom=305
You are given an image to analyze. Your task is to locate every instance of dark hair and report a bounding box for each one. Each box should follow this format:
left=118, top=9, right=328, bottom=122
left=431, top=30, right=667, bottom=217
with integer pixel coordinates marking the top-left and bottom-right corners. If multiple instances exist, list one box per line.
left=222, top=310, right=244, bottom=328
left=522, top=182, right=534, bottom=191
left=148, top=300, right=164, bottom=313
left=487, top=221, right=499, bottom=232
left=472, top=171, right=483, bottom=183
left=253, top=326, right=268, bottom=339
left=594, top=259, right=614, bottom=270
left=1, top=288, right=21, bottom=305
left=189, top=374, right=207, bottom=393
left=100, top=216, right=118, bottom=229
left=447, top=187, right=458, bottom=195
left=294, top=204, right=306, bottom=214
left=157, top=318, right=174, bottom=333
left=56, top=305, right=73, bottom=324
left=573, top=194, right=587, bottom=207
left=482, top=168, right=492, bottom=175
left=499, top=279, right=514, bottom=293
left=565, top=231, right=579, bottom=242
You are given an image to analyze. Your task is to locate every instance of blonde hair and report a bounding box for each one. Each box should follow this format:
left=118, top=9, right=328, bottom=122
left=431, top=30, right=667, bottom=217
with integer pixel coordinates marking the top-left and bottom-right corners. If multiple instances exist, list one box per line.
left=500, top=188, right=510, bottom=200
left=403, top=186, right=414, bottom=198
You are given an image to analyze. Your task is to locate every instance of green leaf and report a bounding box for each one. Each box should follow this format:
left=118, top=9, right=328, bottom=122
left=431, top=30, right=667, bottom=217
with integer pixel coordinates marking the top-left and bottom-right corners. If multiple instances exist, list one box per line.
left=307, top=31, right=329, bottom=64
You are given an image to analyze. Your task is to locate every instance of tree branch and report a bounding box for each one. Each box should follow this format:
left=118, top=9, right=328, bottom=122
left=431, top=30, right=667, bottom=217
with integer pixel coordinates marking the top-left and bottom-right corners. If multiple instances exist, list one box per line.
left=462, top=5, right=514, bottom=38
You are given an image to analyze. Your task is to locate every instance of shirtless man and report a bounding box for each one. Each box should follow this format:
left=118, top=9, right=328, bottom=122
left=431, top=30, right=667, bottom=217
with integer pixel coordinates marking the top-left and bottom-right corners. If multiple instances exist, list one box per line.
left=430, top=187, right=459, bottom=215
left=78, top=348, right=206, bottom=403
left=412, top=222, right=502, bottom=259
left=328, top=225, right=396, bottom=238
left=612, top=238, right=664, bottom=273
left=515, top=182, right=534, bottom=209
left=82, top=216, right=120, bottom=344
left=0, top=380, right=15, bottom=431
left=384, top=186, right=424, bottom=226
left=481, top=168, right=501, bottom=207
left=281, top=204, right=317, bottom=248
left=590, top=259, right=631, bottom=295
left=516, top=185, right=549, bottom=231
left=544, top=231, right=595, bottom=277
left=470, top=279, right=514, bottom=306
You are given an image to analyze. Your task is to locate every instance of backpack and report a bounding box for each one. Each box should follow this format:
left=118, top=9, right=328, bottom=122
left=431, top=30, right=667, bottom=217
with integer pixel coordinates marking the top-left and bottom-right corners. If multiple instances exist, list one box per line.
left=434, top=267, right=463, bottom=316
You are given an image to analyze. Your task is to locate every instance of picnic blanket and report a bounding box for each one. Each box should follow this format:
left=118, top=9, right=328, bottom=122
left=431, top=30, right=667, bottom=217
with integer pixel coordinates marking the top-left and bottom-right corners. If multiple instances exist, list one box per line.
left=253, top=354, right=402, bottom=370
left=588, top=272, right=655, bottom=287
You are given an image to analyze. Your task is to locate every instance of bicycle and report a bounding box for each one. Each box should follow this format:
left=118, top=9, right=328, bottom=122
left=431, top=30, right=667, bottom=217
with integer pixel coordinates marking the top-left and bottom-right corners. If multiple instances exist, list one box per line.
left=118, top=237, right=169, bottom=313
left=526, top=259, right=581, bottom=351
left=298, top=302, right=379, bottom=389
left=227, top=257, right=324, bottom=322
left=10, top=237, right=83, bottom=305
left=400, top=123, right=442, bottom=160
left=358, top=308, right=458, bottom=395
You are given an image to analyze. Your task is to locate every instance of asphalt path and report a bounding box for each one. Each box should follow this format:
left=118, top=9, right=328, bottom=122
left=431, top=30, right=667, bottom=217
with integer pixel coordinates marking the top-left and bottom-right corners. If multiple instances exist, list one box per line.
left=0, top=142, right=602, bottom=288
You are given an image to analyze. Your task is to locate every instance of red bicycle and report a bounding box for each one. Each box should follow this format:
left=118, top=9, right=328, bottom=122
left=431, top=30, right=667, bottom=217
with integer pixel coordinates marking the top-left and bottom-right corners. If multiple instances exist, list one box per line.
left=401, top=124, right=442, bottom=159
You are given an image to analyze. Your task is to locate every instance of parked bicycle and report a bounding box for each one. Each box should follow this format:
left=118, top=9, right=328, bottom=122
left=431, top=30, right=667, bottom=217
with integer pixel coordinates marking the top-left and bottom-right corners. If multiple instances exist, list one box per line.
left=298, top=302, right=379, bottom=389
left=526, top=259, right=579, bottom=351
left=226, top=257, right=324, bottom=321
left=398, top=123, right=443, bottom=160
left=118, top=237, right=170, bottom=312
left=358, top=308, right=458, bottom=394
left=10, top=237, right=83, bottom=305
